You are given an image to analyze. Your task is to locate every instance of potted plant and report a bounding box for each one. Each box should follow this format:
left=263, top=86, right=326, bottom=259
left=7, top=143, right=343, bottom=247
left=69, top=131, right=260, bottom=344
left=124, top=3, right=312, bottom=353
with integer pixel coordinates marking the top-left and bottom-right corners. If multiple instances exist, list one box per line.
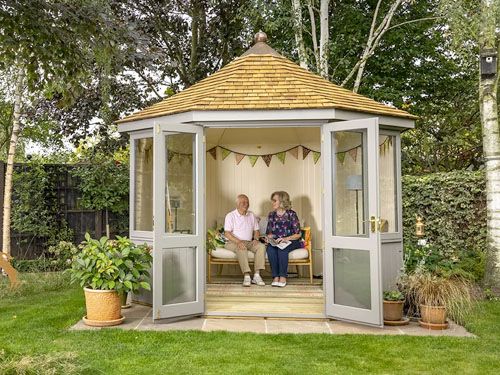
left=383, top=290, right=406, bottom=323
left=403, top=271, right=473, bottom=330
left=68, top=233, right=152, bottom=327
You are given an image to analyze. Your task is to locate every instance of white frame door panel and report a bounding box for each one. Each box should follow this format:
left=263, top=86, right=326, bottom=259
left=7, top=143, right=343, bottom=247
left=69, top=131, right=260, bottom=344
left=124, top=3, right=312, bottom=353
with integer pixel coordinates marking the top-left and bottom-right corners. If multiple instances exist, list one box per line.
left=153, top=122, right=205, bottom=320
left=322, top=118, right=382, bottom=326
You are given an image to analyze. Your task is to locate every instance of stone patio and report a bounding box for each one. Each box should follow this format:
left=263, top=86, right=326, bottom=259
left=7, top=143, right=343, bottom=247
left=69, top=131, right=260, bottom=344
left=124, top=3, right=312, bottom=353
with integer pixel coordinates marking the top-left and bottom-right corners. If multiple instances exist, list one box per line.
left=70, top=303, right=475, bottom=337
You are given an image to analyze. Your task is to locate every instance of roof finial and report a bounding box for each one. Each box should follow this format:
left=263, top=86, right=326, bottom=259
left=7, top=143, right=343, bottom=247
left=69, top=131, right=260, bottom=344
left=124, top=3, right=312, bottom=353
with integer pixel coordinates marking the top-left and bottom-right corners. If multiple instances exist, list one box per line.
left=254, top=31, right=267, bottom=44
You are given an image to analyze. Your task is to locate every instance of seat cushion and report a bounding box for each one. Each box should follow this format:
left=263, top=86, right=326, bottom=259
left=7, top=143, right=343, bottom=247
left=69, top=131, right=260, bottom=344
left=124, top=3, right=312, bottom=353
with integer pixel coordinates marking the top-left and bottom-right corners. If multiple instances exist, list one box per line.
left=211, top=247, right=309, bottom=261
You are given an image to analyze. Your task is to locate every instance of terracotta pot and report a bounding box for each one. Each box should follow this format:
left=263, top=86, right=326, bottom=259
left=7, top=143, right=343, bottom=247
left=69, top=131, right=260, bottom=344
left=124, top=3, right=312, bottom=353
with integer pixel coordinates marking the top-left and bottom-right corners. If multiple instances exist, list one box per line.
left=83, top=287, right=123, bottom=326
left=420, top=304, right=447, bottom=324
left=383, top=300, right=404, bottom=321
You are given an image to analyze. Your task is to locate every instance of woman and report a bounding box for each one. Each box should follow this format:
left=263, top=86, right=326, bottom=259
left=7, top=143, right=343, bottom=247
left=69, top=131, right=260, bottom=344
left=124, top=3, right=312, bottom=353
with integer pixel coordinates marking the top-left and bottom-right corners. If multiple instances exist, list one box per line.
left=266, top=191, right=303, bottom=287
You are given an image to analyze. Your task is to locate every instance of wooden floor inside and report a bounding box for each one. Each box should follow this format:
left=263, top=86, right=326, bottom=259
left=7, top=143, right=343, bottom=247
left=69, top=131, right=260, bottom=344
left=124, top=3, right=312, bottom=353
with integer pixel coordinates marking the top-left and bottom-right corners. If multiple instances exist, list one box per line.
left=206, top=277, right=325, bottom=319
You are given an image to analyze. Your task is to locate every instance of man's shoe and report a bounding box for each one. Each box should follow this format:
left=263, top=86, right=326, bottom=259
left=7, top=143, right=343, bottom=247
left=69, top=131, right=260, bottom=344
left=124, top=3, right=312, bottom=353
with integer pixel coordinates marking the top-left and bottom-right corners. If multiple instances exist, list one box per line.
left=243, top=275, right=251, bottom=287
left=252, top=274, right=265, bottom=286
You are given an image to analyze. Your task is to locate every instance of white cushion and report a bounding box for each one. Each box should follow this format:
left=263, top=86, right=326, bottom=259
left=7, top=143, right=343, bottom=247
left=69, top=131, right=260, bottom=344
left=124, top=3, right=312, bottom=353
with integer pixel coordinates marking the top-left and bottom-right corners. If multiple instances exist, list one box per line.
left=211, top=247, right=309, bottom=260
left=288, top=248, right=309, bottom=260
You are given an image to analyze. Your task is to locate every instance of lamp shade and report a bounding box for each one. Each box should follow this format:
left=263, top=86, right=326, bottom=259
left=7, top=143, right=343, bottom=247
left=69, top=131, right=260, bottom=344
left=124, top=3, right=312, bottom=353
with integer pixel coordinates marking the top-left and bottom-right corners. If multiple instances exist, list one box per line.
left=346, top=175, right=363, bottom=191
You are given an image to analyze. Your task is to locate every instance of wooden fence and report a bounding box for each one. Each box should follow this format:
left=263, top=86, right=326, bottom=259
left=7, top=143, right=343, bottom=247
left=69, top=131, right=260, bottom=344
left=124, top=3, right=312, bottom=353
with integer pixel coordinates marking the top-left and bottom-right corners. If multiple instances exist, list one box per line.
left=0, top=162, right=128, bottom=259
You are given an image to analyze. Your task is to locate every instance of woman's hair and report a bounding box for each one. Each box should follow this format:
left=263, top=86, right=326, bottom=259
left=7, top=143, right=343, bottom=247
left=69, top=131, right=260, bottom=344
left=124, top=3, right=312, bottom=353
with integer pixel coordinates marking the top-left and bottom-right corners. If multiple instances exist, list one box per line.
left=270, top=191, right=292, bottom=210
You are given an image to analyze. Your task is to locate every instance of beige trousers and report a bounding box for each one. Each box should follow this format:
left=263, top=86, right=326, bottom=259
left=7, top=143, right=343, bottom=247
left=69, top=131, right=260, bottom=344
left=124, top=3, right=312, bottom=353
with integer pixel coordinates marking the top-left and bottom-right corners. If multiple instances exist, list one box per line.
left=224, top=240, right=266, bottom=274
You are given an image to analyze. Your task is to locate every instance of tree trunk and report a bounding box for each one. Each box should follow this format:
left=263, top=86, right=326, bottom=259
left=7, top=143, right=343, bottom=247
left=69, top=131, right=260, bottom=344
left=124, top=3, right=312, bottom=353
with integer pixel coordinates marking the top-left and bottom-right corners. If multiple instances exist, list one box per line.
left=341, top=0, right=404, bottom=92
left=307, top=0, right=320, bottom=71
left=292, top=0, right=308, bottom=69
left=2, top=68, right=24, bottom=257
left=479, top=0, right=500, bottom=288
left=319, top=0, right=329, bottom=79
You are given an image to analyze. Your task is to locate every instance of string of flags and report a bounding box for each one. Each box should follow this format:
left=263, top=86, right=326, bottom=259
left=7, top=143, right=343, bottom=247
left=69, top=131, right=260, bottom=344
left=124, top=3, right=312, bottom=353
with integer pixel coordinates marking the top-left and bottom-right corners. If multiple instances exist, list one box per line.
left=207, top=145, right=319, bottom=167
left=205, top=137, right=392, bottom=167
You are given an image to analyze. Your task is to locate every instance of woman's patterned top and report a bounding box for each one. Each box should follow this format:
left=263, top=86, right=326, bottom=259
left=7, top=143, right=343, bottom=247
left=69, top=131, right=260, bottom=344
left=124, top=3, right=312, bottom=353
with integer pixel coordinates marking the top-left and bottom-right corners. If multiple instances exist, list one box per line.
left=266, top=209, right=301, bottom=239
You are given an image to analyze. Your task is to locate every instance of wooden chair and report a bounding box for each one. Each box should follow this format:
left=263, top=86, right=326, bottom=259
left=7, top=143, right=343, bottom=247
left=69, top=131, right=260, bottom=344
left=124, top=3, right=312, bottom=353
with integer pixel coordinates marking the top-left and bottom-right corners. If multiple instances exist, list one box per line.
left=208, top=227, right=313, bottom=284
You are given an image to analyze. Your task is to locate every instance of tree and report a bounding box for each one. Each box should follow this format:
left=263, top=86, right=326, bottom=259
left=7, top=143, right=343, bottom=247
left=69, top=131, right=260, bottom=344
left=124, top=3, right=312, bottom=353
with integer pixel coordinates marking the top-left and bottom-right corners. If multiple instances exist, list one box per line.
left=438, top=0, right=500, bottom=287
left=0, top=0, right=127, bottom=256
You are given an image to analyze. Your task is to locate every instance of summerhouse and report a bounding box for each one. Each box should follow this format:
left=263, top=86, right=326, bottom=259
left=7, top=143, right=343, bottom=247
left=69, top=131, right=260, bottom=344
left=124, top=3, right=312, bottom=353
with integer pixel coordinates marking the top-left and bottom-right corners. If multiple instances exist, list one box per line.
left=117, top=32, right=416, bottom=326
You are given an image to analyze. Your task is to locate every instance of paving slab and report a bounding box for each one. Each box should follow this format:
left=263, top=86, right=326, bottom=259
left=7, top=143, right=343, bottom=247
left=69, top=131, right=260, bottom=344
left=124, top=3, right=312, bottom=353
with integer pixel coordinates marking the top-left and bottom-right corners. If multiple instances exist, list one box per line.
left=266, top=319, right=331, bottom=334
left=69, top=303, right=474, bottom=337
left=204, top=318, right=266, bottom=333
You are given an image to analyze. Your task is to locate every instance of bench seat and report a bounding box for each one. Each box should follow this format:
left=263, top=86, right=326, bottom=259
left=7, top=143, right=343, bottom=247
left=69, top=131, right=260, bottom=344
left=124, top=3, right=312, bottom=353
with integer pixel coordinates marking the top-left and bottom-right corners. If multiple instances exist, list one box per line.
left=208, top=227, right=313, bottom=283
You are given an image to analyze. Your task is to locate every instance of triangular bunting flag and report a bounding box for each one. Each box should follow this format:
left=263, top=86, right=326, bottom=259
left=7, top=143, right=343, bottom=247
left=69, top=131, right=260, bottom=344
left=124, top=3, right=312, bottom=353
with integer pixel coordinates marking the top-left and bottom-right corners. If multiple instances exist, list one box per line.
left=313, top=151, right=321, bottom=164
left=276, top=151, right=286, bottom=164
left=221, top=148, right=232, bottom=160
left=167, top=152, right=175, bottom=163
left=289, top=146, right=299, bottom=159
left=388, top=137, right=393, bottom=147
left=235, top=153, right=245, bottom=165
left=337, top=152, right=346, bottom=164
left=348, top=148, right=357, bottom=162
left=208, top=147, right=217, bottom=160
left=248, top=155, right=258, bottom=167
left=262, top=154, right=272, bottom=167
left=302, top=146, right=311, bottom=159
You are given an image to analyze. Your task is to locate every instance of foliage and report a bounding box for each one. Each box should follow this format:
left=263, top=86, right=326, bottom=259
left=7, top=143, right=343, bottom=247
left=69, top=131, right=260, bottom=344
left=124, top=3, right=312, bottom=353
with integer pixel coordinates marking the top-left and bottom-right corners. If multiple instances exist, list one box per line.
left=402, top=170, right=487, bottom=281
left=70, top=150, right=129, bottom=214
left=401, top=270, right=474, bottom=325
left=11, top=160, right=74, bottom=248
left=403, top=243, right=485, bottom=282
left=12, top=241, right=77, bottom=272
left=67, top=234, right=151, bottom=294
left=206, top=226, right=226, bottom=254
left=383, top=290, right=405, bottom=301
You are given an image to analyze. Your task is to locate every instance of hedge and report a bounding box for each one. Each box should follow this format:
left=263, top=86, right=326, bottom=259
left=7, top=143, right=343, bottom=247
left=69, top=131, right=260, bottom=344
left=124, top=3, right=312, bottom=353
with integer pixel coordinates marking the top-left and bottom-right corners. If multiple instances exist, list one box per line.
left=402, top=170, right=487, bottom=278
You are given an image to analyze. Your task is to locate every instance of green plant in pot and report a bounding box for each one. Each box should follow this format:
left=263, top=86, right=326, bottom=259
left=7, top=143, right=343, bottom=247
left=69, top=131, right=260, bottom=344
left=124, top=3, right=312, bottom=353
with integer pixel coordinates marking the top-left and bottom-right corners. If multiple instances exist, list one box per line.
left=383, top=290, right=405, bottom=322
left=403, top=270, right=473, bottom=329
left=67, top=233, right=152, bottom=327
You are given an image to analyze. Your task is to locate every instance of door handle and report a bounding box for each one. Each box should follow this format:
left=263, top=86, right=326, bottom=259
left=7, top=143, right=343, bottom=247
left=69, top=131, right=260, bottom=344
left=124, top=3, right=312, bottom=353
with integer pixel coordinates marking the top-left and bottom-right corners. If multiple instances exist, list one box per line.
left=370, top=216, right=377, bottom=233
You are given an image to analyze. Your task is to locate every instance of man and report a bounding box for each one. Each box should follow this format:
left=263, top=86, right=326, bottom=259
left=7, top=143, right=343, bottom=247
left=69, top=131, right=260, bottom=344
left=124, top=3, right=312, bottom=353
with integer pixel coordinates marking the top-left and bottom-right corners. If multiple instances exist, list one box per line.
left=224, top=194, right=266, bottom=287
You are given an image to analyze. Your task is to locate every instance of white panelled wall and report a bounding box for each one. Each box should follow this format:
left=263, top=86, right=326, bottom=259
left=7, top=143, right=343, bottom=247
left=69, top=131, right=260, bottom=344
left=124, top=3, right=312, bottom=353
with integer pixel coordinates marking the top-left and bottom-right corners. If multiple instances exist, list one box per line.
left=206, top=127, right=322, bottom=276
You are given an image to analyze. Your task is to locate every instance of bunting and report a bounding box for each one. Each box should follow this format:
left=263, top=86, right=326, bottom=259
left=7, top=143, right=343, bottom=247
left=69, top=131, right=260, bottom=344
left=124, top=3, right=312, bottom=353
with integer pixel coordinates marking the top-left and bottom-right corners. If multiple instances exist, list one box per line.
left=289, top=146, right=299, bottom=159
left=337, top=152, right=346, bottom=164
left=313, top=151, right=321, bottom=164
left=221, top=148, right=232, bottom=160
left=276, top=151, right=286, bottom=164
left=262, top=154, right=272, bottom=167
left=235, top=153, right=245, bottom=165
left=208, top=147, right=217, bottom=160
left=348, top=148, right=358, bottom=162
left=302, top=146, right=311, bottom=160
left=248, top=155, right=259, bottom=167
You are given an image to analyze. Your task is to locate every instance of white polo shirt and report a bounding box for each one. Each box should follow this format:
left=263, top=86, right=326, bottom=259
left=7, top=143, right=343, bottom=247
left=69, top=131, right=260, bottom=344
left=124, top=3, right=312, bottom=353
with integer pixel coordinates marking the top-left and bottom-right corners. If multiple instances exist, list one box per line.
left=224, top=209, right=259, bottom=241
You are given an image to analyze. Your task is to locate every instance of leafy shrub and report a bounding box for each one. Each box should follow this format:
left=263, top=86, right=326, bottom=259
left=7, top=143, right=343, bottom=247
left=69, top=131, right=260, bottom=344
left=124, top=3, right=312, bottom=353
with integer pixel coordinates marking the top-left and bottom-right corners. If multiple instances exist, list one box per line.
left=67, top=234, right=152, bottom=294
left=402, top=170, right=486, bottom=281
left=383, top=290, right=404, bottom=301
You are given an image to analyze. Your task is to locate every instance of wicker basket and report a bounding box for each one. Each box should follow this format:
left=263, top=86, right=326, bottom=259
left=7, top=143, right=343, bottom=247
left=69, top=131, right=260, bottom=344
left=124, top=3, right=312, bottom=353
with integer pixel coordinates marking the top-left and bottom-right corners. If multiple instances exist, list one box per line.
left=83, top=287, right=123, bottom=325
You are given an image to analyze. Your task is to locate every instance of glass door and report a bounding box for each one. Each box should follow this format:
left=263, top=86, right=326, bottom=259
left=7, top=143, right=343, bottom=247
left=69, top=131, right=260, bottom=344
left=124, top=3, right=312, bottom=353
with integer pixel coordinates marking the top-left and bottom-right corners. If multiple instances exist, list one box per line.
left=153, top=123, right=205, bottom=320
left=322, top=118, right=382, bottom=326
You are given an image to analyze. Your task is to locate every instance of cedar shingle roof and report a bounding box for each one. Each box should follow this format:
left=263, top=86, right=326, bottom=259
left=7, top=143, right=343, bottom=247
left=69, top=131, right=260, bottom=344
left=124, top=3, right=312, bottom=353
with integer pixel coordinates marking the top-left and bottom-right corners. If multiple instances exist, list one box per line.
left=117, top=40, right=416, bottom=124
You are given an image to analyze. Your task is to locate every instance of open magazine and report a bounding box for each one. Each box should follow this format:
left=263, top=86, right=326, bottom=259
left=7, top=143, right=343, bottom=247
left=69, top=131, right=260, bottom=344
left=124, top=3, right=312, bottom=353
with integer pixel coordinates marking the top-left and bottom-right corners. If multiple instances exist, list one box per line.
left=267, top=237, right=291, bottom=250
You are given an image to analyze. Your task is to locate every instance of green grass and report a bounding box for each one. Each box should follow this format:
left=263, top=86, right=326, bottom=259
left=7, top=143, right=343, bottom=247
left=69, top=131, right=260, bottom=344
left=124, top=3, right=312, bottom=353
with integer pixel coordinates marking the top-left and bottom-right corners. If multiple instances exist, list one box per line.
left=1, top=273, right=499, bottom=374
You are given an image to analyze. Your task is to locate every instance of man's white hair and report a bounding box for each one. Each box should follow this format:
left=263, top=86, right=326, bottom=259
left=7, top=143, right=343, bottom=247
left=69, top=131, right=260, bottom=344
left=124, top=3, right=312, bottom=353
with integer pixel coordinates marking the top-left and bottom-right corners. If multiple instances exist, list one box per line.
left=236, top=194, right=249, bottom=204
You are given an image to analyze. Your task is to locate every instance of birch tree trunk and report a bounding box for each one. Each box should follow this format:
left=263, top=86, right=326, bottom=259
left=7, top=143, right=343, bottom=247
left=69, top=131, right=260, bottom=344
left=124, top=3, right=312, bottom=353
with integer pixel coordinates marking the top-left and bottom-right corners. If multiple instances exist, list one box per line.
left=341, top=0, right=405, bottom=92
left=479, top=0, right=500, bottom=287
left=319, top=0, right=329, bottom=79
left=292, top=0, right=308, bottom=69
left=307, top=0, right=320, bottom=70
left=2, top=67, right=24, bottom=257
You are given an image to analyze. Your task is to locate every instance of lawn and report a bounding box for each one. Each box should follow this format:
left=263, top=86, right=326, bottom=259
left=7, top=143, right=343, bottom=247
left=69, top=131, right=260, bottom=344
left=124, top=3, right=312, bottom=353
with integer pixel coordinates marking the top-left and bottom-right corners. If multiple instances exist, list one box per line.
left=0, top=273, right=499, bottom=374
